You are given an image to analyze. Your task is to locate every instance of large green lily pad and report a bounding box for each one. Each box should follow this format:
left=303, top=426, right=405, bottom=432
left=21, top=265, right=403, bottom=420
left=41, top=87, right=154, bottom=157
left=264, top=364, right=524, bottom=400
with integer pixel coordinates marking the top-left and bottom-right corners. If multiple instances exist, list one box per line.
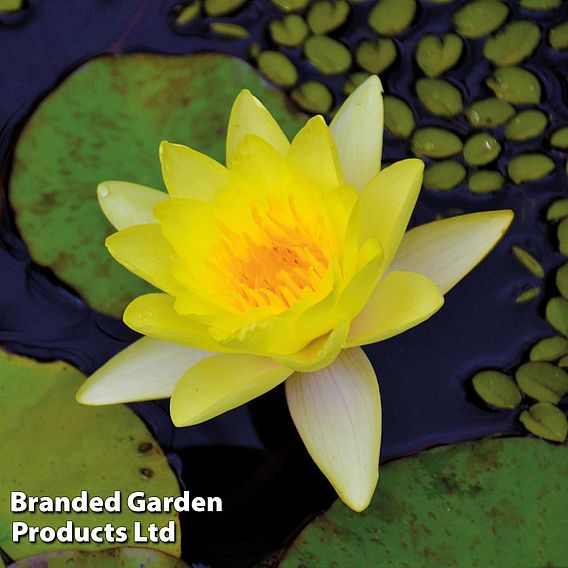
left=8, top=547, right=188, bottom=568
left=282, top=438, right=568, bottom=568
left=9, top=53, right=305, bottom=318
left=0, top=351, right=181, bottom=560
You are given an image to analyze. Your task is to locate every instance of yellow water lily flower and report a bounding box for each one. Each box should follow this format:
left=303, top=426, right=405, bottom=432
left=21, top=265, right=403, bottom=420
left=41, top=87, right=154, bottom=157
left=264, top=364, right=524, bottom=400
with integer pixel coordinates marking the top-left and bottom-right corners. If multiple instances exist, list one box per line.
left=77, top=76, right=513, bottom=512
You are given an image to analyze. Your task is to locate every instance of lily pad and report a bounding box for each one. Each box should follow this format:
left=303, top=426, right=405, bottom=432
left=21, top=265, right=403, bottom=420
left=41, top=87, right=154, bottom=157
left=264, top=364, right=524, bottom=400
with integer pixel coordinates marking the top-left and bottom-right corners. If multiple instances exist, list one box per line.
left=282, top=438, right=568, bottom=568
left=0, top=350, right=181, bottom=560
left=8, top=548, right=188, bottom=568
left=9, top=53, right=306, bottom=318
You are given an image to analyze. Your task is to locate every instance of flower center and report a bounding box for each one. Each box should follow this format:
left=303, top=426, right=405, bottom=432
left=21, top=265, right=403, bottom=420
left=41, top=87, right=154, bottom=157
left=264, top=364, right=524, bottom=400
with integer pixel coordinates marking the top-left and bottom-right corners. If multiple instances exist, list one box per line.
left=209, top=195, right=331, bottom=313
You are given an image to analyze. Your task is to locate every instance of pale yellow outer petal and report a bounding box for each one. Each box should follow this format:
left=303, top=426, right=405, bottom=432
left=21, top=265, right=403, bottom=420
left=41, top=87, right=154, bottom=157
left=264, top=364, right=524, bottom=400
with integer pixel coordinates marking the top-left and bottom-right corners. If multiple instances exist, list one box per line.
left=360, top=159, right=424, bottom=269
left=346, top=271, right=444, bottom=348
left=97, top=181, right=166, bottom=230
left=77, top=337, right=212, bottom=405
left=389, top=210, right=514, bottom=295
left=159, top=141, right=230, bottom=201
left=287, top=115, right=343, bottom=191
left=226, top=89, right=290, bottom=167
left=123, top=293, right=229, bottom=352
left=171, top=354, right=294, bottom=426
left=285, top=347, right=382, bottom=512
left=105, top=224, right=185, bottom=296
left=330, top=75, right=384, bottom=191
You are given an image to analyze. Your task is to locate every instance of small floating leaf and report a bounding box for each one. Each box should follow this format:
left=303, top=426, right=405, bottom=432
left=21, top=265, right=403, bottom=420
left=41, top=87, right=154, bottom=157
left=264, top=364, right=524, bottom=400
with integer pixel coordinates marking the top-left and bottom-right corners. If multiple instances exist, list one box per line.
left=258, top=51, right=298, bottom=86
left=416, top=78, right=463, bottom=117
left=547, top=199, right=568, bottom=221
left=463, top=133, right=501, bottom=166
left=530, top=337, right=568, bottom=362
left=356, top=38, right=397, bottom=74
left=423, top=161, right=466, bottom=191
left=558, top=217, right=568, bottom=256
left=453, top=0, right=509, bottom=39
left=173, top=1, right=201, bottom=25
left=468, top=170, right=504, bottom=193
left=505, top=110, right=548, bottom=141
left=519, top=0, right=561, bottom=9
left=483, top=21, right=540, bottom=66
left=466, top=98, right=515, bottom=128
left=415, top=33, right=463, bottom=77
left=269, top=15, right=309, bottom=47
left=384, top=96, right=415, bottom=138
left=486, top=67, right=541, bottom=104
left=546, top=296, right=568, bottom=337
left=550, top=20, right=568, bottom=51
left=559, top=355, right=568, bottom=368
left=472, top=370, right=522, bottom=409
left=411, top=128, right=463, bottom=158
left=204, top=0, right=247, bottom=16
left=556, top=264, right=568, bottom=299
left=369, top=0, right=416, bottom=36
left=271, top=0, right=309, bottom=10
left=507, top=153, right=554, bottom=184
left=209, top=22, right=249, bottom=38
left=519, top=403, right=568, bottom=443
left=304, top=35, right=352, bottom=75
left=516, top=362, right=568, bottom=403
left=291, top=81, right=333, bottom=113
left=307, top=0, right=350, bottom=34
left=512, top=246, right=545, bottom=278
left=0, top=0, right=22, bottom=11
left=516, top=286, right=541, bottom=303
left=550, top=126, right=568, bottom=149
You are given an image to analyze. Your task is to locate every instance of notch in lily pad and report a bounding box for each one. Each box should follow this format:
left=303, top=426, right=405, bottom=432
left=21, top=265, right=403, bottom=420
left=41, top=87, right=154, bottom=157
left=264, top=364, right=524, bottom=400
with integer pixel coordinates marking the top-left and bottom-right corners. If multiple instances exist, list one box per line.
left=472, top=370, right=522, bottom=409
left=519, top=402, right=568, bottom=443
left=415, top=34, right=463, bottom=77
left=516, top=362, right=568, bottom=404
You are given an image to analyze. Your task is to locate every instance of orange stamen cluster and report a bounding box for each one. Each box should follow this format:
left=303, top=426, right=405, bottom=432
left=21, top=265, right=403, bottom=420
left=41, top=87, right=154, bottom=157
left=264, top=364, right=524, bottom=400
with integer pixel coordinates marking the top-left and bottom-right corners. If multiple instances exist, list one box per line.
left=209, top=195, right=331, bottom=312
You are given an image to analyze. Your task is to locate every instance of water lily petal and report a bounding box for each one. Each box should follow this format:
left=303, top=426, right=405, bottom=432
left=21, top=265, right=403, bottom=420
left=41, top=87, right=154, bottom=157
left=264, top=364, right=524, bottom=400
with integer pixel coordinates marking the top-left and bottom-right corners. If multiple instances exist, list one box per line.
left=338, top=238, right=384, bottom=320
left=360, top=159, right=424, bottom=269
left=285, top=347, right=381, bottom=512
left=273, top=319, right=349, bottom=372
left=160, top=141, right=230, bottom=201
left=287, top=115, right=343, bottom=191
left=389, top=210, right=514, bottom=294
left=97, top=181, right=166, bottom=230
left=123, top=293, right=228, bottom=352
left=171, top=353, right=293, bottom=426
left=330, top=75, right=384, bottom=191
left=105, top=224, right=184, bottom=296
left=346, top=271, right=444, bottom=347
left=226, top=89, right=290, bottom=168
left=77, top=337, right=212, bottom=405
left=228, top=134, right=291, bottom=190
